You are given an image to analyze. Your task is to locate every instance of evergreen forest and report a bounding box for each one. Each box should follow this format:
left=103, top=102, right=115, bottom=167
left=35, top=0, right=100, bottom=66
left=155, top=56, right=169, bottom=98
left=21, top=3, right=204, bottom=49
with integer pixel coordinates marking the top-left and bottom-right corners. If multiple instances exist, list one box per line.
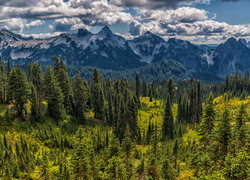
left=0, top=56, right=249, bottom=179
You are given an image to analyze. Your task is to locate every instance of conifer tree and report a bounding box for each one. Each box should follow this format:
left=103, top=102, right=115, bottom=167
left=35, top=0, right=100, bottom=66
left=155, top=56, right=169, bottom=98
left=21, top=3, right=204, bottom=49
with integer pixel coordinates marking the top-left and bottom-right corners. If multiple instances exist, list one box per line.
left=197, top=81, right=202, bottom=123
left=147, top=156, right=159, bottom=180
left=108, top=132, right=120, bottom=158
left=91, top=68, right=104, bottom=120
left=107, top=92, right=114, bottom=126
left=0, top=58, right=6, bottom=103
left=199, top=93, right=215, bottom=146
left=104, top=156, right=126, bottom=179
left=8, top=65, right=29, bottom=118
left=137, top=158, right=145, bottom=179
left=146, top=120, right=152, bottom=144
left=116, top=97, right=126, bottom=142
left=235, top=104, right=247, bottom=147
left=113, top=93, right=119, bottom=128
left=173, top=139, right=178, bottom=168
left=7, top=58, right=11, bottom=77
left=167, top=78, right=175, bottom=104
left=82, top=80, right=91, bottom=111
left=122, top=126, right=134, bottom=177
left=28, top=63, right=44, bottom=118
left=162, top=94, right=174, bottom=140
left=236, top=104, right=247, bottom=130
left=161, top=157, right=175, bottom=180
left=150, top=123, right=159, bottom=159
left=72, top=72, right=86, bottom=124
left=142, top=79, right=147, bottom=97
left=52, top=56, right=61, bottom=77
left=30, top=84, right=39, bottom=122
left=71, top=140, right=91, bottom=179
left=216, top=108, right=231, bottom=157
left=136, top=73, right=141, bottom=103
left=57, top=68, right=74, bottom=113
left=44, top=66, right=65, bottom=121
left=127, top=96, right=138, bottom=137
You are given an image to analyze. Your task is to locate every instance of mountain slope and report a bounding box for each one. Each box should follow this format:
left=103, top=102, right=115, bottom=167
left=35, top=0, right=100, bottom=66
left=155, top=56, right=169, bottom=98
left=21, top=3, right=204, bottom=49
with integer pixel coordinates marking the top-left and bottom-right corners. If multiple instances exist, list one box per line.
left=210, top=37, right=250, bottom=76
left=68, top=59, right=190, bottom=82
left=0, top=28, right=249, bottom=80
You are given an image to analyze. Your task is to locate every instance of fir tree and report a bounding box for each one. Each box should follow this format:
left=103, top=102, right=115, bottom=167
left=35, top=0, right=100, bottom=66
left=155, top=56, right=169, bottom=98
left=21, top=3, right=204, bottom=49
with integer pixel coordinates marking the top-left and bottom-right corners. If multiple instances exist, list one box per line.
left=142, top=79, right=147, bottom=97
left=91, top=68, right=104, bottom=120
left=116, top=97, right=126, bottom=142
left=161, top=157, right=175, bottom=180
left=7, top=58, right=11, bottom=77
left=8, top=65, right=29, bottom=118
left=122, top=126, right=134, bottom=177
left=216, top=108, right=231, bottom=158
left=71, top=140, right=91, bottom=179
left=197, top=81, right=202, bottom=123
left=57, top=68, right=74, bottom=113
left=167, top=78, right=175, bottom=104
left=199, top=93, right=216, bottom=146
left=30, top=84, right=39, bottom=122
left=162, top=94, right=174, bottom=140
left=44, top=66, right=65, bottom=121
left=235, top=104, right=247, bottom=147
left=72, top=72, right=86, bottom=124
left=136, top=73, right=141, bottom=103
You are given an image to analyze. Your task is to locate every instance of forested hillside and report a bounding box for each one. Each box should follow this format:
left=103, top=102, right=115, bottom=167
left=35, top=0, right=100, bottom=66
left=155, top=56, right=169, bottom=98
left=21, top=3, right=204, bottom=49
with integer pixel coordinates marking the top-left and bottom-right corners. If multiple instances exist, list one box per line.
left=0, top=56, right=249, bottom=179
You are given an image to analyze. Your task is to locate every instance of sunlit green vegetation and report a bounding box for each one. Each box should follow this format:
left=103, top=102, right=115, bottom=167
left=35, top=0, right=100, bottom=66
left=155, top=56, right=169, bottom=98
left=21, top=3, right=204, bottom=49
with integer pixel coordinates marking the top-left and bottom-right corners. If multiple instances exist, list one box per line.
left=0, top=56, right=249, bottom=179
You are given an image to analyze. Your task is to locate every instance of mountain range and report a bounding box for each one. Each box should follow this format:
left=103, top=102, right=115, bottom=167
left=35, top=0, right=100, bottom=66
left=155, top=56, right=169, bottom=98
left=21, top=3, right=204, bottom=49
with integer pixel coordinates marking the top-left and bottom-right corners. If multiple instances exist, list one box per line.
left=0, top=26, right=250, bottom=81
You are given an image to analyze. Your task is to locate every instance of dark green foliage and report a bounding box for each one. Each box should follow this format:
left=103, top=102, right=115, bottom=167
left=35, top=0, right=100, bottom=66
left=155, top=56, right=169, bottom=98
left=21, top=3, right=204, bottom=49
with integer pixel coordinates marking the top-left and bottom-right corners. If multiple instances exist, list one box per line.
left=116, top=97, right=126, bottom=142
left=199, top=93, right=215, bottom=146
left=161, top=157, right=176, bottom=180
left=57, top=68, right=74, bottom=113
left=44, top=66, right=65, bottom=121
left=7, top=65, right=29, bottom=118
left=0, top=57, right=7, bottom=103
left=136, top=73, right=141, bottom=105
left=72, top=72, right=86, bottom=124
left=235, top=104, right=248, bottom=147
left=162, top=94, right=174, bottom=140
left=167, top=78, right=175, bottom=104
left=30, top=84, right=39, bottom=122
left=215, top=109, right=231, bottom=157
left=91, top=67, right=105, bottom=120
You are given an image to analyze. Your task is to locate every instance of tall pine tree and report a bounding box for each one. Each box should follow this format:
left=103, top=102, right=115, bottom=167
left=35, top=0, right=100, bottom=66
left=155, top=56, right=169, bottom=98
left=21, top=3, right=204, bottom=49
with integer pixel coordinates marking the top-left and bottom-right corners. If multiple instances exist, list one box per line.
left=162, top=94, right=174, bottom=140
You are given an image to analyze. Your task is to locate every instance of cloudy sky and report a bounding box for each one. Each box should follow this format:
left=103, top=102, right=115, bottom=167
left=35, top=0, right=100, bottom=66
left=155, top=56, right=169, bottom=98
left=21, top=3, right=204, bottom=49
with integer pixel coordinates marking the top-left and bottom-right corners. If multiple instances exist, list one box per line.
left=0, top=0, right=249, bottom=44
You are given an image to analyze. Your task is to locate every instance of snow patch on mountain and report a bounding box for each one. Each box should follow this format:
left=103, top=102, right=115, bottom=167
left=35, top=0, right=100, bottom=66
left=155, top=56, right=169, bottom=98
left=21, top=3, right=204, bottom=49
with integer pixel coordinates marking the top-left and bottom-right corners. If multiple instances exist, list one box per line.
left=203, top=51, right=214, bottom=65
left=10, top=51, right=32, bottom=59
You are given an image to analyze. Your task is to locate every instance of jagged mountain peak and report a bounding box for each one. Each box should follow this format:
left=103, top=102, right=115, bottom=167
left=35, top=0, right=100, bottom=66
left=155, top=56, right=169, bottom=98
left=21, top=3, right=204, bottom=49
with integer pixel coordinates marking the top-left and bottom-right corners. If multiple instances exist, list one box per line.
left=98, top=26, right=113, bottom=37
left=77, top=28, right=92, bottom=37
left=131, top=31, right=166, bottom=45
left=0, top=28, right=249, bottom=80
left=218, top=37, right=247, bottom=50
left=143, top=31, right=154, bottom=37
left=238, top=38, right=247, bottom=46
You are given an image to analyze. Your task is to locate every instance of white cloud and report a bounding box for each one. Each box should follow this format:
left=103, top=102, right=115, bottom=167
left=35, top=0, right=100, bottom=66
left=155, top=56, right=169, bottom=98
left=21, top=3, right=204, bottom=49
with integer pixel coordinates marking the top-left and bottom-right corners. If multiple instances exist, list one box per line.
left=49, top=18, right=90, bottom=32
left=0, top=18, right=26, bottom=33
left=26, top=20, right=45, bottom=29
left=138, top=7, right=209, bottom=24
left=110, top=0, right=211, bottom=9
left=0, top=0, right=248, bottom=44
